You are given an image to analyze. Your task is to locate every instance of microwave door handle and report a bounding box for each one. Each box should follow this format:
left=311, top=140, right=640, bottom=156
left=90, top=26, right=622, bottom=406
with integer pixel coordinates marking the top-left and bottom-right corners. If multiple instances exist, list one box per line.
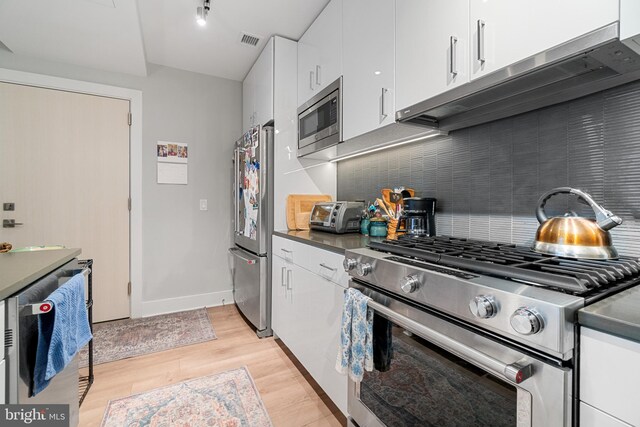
left=367, top=299, right=533, bottom=384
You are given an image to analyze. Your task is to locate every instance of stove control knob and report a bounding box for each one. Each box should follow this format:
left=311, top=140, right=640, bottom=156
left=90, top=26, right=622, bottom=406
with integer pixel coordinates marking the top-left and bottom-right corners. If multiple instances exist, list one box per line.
left=510, top=308, right=544, bottom=335
left=356, top=262, right=372, bottom=277
left=343, top=258, right=358, bottom=272
left=469, top=295, right=497, bottom=319
left=400, top=275, right=420, bottom=294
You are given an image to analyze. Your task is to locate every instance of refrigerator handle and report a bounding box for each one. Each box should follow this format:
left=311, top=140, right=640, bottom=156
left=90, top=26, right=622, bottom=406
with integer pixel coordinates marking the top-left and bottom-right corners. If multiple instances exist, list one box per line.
left=234, top=146, right=241, bottom=235
left=229, top=248, right=256, bottom=265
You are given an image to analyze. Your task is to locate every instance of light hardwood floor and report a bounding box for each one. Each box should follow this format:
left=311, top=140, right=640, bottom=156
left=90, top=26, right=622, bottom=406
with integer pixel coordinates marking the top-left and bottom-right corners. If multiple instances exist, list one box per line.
left=79, top=304, right=346, bottom=426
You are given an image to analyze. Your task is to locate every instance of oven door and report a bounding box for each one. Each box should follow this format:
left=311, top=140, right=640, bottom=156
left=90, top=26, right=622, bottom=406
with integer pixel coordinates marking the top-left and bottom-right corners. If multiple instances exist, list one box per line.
left=348, top=281, right=572, bottom=427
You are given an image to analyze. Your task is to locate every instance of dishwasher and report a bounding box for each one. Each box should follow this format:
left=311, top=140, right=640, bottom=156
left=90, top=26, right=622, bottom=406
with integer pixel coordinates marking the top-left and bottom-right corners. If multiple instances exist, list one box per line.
left=4, top=258, right=94, bottom=427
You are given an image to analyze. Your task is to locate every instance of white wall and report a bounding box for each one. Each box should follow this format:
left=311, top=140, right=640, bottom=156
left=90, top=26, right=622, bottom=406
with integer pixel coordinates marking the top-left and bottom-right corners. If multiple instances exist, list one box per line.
left=0, top=51, right=242, bottom=316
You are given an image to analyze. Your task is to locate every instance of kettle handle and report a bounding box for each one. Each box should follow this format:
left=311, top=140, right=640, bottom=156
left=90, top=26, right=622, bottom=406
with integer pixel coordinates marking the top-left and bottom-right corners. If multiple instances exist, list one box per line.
left=536, top=187, right=622, bottom=231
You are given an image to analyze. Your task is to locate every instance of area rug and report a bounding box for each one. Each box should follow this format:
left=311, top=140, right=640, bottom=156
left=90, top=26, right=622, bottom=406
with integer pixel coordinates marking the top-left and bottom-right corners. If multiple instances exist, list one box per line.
left=101, top=367, right=272, bottom=427
left=79, top=308, right=216, bottom=367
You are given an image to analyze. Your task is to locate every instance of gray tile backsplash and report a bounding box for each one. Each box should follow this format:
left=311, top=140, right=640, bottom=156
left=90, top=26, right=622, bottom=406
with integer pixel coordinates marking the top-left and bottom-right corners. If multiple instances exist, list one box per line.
left=337, top=80, right=640, bottom=257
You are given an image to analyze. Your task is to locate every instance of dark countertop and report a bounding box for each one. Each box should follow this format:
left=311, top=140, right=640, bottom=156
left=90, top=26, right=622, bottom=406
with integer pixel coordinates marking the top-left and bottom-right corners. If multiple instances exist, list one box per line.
left=273, top=230, right=384, bottom=254
left=0, top=248, right=81, bottom=300
left=579, top=285, right=640, bottom=342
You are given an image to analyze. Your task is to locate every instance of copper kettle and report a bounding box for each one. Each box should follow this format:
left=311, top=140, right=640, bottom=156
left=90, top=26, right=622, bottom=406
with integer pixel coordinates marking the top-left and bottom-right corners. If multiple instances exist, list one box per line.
left=533, top=187, right=622, bottom=259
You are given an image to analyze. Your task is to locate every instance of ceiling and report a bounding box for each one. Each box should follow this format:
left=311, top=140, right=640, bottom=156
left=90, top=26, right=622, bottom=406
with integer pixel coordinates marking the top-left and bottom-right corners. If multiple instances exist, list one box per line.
left=0, top=0, right=330, bottom=81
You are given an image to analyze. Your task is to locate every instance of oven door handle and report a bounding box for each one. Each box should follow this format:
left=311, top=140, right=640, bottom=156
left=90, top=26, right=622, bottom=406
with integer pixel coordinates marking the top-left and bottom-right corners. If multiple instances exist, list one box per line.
left=368, top=299, right=533, bottom=384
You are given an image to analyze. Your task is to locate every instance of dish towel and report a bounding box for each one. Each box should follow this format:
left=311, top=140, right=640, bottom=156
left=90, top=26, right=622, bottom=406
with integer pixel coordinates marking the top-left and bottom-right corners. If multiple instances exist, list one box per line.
left=373, top=313, right=393, bottom=372
left=33, top=273, right=93, bottom=396
left=335, top=288, right=373, bottom=381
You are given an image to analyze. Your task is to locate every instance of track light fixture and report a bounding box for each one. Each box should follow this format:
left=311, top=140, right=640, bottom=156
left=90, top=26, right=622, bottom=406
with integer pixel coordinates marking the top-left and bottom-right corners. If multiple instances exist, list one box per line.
left=196, top=0, right=210, bottom=26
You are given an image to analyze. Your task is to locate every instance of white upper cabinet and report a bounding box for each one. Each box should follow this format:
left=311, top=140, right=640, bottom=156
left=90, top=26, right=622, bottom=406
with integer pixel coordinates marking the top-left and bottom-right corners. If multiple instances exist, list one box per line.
left=469, top=0, right=619, bottom=80
left=242, top=37, right=274, bottom=131
left=396, top=0, right=469, bottom=112
left=297, top=0, right=343, bottom=106
left=343, top=0, right=396, bottom=140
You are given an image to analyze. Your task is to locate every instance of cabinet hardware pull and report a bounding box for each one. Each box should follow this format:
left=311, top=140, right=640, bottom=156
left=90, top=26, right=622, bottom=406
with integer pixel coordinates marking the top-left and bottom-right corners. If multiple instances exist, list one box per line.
left=310, top=71, right=315, bottom=90
left=281, top=248, right=292, bottom=253
left=381, top=88, right=389, bottom=119
left=450, top=36, right=458, bottom=76
left=320, top=263, right=337, bottom=272
left=477, top=20, right=486, bottom=64
left=316, top=65, right=321, bottom=86
left=281, top=267, right=287, bottom=287
left=287, top=269, right=293, bottom=290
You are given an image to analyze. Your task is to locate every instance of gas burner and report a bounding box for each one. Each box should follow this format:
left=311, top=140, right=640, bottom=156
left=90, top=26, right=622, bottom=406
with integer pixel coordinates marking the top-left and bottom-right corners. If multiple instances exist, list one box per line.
left=369, top=235, right=640, bottom=296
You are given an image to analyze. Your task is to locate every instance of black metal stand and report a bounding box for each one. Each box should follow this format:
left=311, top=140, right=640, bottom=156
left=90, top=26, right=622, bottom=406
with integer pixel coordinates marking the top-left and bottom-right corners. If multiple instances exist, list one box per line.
left=78, top=259, right=94, bottom=406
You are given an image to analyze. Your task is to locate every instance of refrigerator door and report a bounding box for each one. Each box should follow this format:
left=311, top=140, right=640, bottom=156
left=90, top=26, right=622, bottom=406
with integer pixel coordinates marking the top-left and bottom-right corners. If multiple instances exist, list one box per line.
left=233, top=126, right=273, bottom=255
left=229, top=246, right=271, bottom=336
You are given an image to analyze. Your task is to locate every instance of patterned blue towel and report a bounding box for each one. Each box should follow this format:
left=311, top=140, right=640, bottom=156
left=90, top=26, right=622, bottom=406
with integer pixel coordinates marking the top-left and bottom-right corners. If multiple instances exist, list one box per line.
left=335, top=288, right=373, bottom=381
left=33, top=273, right=93, bottom=396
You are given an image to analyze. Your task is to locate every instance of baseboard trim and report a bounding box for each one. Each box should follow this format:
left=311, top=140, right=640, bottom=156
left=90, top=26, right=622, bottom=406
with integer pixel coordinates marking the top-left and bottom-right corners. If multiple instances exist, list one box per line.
left=137, top=289, right=234, bottom=318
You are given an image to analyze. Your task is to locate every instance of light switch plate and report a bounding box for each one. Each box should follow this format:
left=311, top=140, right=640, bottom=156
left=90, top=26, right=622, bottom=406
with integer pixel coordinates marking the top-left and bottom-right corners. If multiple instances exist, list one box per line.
left=199, top=199, right=208, bottom=211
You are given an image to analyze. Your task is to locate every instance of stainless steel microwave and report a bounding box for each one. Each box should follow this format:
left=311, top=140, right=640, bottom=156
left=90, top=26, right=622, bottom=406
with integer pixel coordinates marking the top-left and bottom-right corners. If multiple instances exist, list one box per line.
left=297, top=76, right=342, bottom=157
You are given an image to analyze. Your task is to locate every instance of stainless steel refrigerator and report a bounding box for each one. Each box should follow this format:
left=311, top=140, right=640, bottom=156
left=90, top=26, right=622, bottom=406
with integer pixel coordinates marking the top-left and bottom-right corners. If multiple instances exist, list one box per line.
left=230, top=125, right=273, bottom=338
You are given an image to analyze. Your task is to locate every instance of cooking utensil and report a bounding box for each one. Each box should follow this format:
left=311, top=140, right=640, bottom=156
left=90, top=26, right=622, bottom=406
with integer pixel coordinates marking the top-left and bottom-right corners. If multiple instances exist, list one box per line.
left=533, top=187, right=622, bottom=259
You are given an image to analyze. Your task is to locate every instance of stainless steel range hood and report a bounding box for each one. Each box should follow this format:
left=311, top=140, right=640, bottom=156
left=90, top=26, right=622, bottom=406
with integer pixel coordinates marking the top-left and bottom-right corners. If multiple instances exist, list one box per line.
left=397, top=23, right=640, bottom=132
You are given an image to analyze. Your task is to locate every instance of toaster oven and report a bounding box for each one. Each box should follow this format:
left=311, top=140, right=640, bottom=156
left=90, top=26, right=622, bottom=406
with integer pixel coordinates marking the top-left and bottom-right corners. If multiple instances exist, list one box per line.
left=310, top=201, right=364, bottom=234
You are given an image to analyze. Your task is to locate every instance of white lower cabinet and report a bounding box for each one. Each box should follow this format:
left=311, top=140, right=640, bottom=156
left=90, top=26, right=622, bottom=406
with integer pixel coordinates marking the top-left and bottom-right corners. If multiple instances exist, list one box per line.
left=580, top=327, right=640, bottom=426
left=272, top=236, right=348, bottom=415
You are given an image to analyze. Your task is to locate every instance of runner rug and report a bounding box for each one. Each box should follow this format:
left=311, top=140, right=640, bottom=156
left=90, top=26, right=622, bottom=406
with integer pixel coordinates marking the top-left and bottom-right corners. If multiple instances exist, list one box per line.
left=79, top=308, right=216, bottom=367
left=101, top=367, right=272, bottom=427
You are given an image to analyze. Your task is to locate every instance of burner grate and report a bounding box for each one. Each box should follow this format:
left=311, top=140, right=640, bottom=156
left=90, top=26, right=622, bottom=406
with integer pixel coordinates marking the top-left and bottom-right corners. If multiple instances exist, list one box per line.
left=368, top=236, right=640, bottom=295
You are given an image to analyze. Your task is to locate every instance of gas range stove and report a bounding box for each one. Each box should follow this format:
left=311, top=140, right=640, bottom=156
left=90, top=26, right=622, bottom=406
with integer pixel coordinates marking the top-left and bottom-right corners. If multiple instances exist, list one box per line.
left=344, top=235, right=640, bottom=360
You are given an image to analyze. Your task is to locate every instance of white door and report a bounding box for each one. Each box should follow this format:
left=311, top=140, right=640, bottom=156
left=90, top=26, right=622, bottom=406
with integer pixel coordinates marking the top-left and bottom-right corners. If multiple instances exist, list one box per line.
left=0, top=82, right=130, bottom=322
left=343, top=0, right=396, bottom=140
left=396, top=0, right=469, bottom=111
left=469, top=0, right=619, bottom=80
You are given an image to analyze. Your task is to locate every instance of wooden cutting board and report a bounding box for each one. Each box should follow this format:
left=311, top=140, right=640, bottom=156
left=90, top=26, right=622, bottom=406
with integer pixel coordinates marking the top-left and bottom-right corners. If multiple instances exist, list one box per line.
left=286, top=194, right=332, bottom=230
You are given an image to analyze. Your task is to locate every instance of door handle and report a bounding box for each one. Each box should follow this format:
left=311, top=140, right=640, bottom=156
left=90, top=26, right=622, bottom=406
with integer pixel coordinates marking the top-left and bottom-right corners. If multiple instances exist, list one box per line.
left=228, top=248, right=256, bottom=265
left=450, top=36, right=458, bottom=76
left=367, top=299, right=533, bottom=384
left=477, top=20, right=486, bottom=64
left=381, top=88, right=389, bottom=119
left=281, top=267, right=287, bottom=287
left=319, top=263, right=337, bottom=272
left=315, top=65, right=321, bottom=86
left=3, top=219, right=23, bottom=228
left=310, top=71, right=315, bottom=91
left=286, top=269, right=292, bottom=290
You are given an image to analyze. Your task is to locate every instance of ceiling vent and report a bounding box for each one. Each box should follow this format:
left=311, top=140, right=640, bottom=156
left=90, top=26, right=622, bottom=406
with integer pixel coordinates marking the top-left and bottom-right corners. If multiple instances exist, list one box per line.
left=239, top=33, right=261, bottom=48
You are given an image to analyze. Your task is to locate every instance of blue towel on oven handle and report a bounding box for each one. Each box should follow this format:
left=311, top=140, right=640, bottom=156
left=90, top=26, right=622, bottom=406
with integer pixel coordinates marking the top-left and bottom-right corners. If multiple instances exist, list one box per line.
left=335, top=288, right=373, bottom=382
left=33, top=272, right=93, bottom=396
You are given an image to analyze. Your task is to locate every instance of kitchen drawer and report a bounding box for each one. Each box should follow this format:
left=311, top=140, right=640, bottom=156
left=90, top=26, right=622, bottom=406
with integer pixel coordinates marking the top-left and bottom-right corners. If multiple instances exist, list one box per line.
left=580, top=327, right=640, bottom=426
left=272, top=236, right=349, bottom=287
left=580, top=402, right=631, bottom=427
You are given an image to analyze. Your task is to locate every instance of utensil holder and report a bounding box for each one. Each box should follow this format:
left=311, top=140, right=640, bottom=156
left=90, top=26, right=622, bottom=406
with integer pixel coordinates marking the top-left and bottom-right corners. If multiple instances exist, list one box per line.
left=387, top=218, right=399, bottom=236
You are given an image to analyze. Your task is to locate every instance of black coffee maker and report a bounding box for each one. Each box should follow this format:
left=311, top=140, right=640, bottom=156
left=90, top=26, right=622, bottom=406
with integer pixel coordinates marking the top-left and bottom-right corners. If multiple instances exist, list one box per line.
left=401, top=197, right=436, bottom=236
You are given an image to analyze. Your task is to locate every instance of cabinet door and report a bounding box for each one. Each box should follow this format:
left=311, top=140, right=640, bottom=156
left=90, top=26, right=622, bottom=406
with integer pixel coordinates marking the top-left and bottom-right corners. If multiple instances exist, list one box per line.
left=470, top=0, right=619, bottom=80
left=343, top=0, right=396, bottom=140
left=242, top=67, right=255, bottom=132
left=396, top=0, right=469, bottom=112
left=271, top=254, right=287, bottom=339
left=253, top=37, right=274, bottom=127
left=289, top=265, right=348, bottom=415
left=297, top=0, right=343, bottom=106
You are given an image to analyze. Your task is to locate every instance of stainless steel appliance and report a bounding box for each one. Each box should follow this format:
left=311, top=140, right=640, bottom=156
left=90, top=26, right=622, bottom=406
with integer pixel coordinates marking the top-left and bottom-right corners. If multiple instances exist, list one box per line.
left=310, top=201, right=364, bottom=234
left=534, top=187, right=622, bottom=260
left=231, top=125, right=274, bottom=338
left=297, top=77, right=342, bottom=157
left=343, top=235, right=640, bottom=427
left=5, top=258, right=92, bottom=427
left=397, top=23, right=640, bottom=132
